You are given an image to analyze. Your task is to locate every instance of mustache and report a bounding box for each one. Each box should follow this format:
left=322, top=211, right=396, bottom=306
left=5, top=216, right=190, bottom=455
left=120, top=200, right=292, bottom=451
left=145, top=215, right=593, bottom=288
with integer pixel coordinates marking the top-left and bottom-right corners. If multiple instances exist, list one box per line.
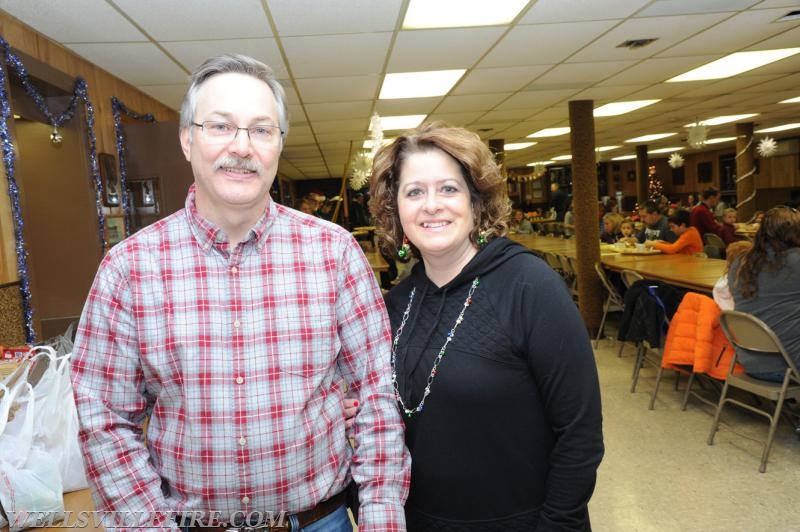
left=213, top=156, right=263, bottom=174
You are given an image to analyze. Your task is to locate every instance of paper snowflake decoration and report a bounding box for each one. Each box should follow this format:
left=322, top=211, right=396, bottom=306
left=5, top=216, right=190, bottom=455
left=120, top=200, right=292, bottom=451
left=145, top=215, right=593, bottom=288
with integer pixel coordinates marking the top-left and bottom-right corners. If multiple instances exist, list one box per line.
left=757, top=136, right=777, bottom=158
left=686, top=122, right=708, bottom=149
left=668, top=152, right=684, bottom=168
left=349, top=152, right=373, bottom=190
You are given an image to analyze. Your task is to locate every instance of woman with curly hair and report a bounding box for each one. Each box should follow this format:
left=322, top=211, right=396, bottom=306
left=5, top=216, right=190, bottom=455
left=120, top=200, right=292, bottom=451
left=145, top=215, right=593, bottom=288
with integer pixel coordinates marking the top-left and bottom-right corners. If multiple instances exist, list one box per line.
left=358, top=122, right=603, bottom=530
left=730, top=205, right=800, bottom=380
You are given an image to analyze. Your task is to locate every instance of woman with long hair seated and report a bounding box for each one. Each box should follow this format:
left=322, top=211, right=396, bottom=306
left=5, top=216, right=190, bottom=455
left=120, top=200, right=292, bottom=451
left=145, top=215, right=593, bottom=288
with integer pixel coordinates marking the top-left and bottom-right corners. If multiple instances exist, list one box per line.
left=729, top=205, right=800, bottom=381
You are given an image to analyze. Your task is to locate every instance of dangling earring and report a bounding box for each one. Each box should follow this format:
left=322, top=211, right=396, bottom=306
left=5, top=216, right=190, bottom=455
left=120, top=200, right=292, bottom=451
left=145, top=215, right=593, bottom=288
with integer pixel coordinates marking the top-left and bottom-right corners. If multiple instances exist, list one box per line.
left=398, top=236, right=411, bottom=259
left=476, top=232, right=487, bottom=247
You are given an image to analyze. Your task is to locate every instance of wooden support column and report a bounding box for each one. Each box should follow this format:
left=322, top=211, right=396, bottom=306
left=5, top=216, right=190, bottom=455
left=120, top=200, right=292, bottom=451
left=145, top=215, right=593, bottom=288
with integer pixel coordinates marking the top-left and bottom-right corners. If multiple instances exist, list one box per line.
left=568, top=100, right=602, bottom=333
left=636, top=145, right=649, bottom=206
left=735, top=122, right=756, bottom=222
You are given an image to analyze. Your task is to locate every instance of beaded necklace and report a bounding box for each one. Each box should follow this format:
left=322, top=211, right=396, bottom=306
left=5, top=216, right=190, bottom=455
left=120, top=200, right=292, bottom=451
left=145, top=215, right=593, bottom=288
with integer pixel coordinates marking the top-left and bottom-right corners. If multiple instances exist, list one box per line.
left=391, top=276, right=480, bottom=417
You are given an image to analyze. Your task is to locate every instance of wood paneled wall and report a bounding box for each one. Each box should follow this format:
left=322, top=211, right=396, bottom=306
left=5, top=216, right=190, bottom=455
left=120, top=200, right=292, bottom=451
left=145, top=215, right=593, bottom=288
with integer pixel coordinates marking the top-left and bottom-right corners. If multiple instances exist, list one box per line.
left=0, top=12, right=179, bottom=156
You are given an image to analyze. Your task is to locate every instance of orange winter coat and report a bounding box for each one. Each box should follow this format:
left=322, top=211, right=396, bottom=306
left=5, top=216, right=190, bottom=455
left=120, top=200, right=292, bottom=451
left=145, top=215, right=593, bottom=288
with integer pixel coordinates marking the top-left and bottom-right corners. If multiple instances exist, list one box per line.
left=662, top=292, right=743, bottom=379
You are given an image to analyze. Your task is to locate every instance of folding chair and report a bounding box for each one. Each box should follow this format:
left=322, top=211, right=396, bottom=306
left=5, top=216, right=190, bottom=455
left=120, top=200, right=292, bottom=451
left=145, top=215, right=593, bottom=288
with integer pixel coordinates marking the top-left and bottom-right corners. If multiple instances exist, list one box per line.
left=703, top=233, right=726, bottom=258
left=620, top=269, right=644, bottom=289
left=630, top=286, right=672, bottom=394
left=594, top=262, right=624, bottom=350
left=708, top=311, right=800, bottom=473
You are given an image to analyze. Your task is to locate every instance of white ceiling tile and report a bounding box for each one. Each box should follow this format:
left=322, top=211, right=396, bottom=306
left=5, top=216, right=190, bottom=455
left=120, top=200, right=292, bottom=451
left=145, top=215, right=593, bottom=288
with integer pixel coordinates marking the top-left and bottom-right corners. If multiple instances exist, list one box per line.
left=519, top=0, right=649, bottom=23
left=313, top=119, right=369, bottom=134
left=495, top=89, right=579, bottom=111
left=161, top=39, right=287, bottom=78
left=295, top=76, right=381, bottom=103
left=304, top=101, right=373, bottom=122
left=453, top=65, right=552, bottom=95
left=425, top=111, right=485, bottom=126
left=282, top=33, right=393, bottom=77
left=0, top=0, right=146, bottom=42
left=480, top=20, right=619, bottom=68
left=65, top=43, right=187, bottom=85
left=532, top=61, right=638, bottom=87
left=388, top=27, right=506, bottom=72
left=436, top=94, right=511, bottom=113
left=114, top=0, right=273, bottom=40
left=267, top=0, right=402, bottom=36
left=636, top=0, right=757, bottom=17
left=376, top=97, right=441, bottom=116
left=597, top=56, right=720, bottom=86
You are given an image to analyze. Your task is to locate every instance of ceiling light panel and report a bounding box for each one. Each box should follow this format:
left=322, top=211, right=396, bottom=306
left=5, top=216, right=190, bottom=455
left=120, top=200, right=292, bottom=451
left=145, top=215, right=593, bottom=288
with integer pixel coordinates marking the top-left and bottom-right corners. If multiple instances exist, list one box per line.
left=403, top=0, right=530, bottom=29
left=625, top=133, right=677, bottom=142
left=504, top=142, right=537, bottom=150
left=375, top=115, right=427, bottom=131
left=649, top=147, right=683, bottom=154
left=527, top=127, right=571, bottom=138
left=593, top=99, right=660, bottom=117
left=684, top=114, right=758, bottom=126
left=755, top=123, right=800, bottom=133
left=667, top=48, right=800, bottom=82
left=379, top=70, right=466, bottom=99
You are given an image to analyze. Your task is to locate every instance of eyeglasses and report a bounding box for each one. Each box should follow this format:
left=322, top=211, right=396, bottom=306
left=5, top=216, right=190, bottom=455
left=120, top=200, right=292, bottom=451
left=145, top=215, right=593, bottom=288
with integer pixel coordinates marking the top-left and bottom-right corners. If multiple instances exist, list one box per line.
left=192, top=121, right=283, bottom=147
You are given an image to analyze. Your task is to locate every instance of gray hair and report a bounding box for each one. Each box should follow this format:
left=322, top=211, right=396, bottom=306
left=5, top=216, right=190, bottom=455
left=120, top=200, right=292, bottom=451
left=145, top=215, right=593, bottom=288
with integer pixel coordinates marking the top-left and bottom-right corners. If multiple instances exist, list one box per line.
left=179, top=53, right=289, bottom=140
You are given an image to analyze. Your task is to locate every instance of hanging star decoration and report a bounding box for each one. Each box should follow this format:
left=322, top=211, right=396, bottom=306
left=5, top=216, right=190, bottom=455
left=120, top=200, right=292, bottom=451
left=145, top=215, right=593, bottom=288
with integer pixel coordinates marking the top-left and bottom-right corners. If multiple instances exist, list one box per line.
left=757, top=136, right=777, bottom=158
left=686, top=122, right=708, bottom=149
left=349, top=151, right=372, bottom=190
left=668, top=152, right=684, bottom=168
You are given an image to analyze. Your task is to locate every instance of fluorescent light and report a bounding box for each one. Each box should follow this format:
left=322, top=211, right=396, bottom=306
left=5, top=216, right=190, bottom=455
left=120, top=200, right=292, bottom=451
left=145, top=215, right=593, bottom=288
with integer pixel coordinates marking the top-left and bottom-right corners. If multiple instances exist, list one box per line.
left=667, top=48, right=800, bottom=82
left=504, top=142, right=536, bottom=151
left=755, top=123, right=800, bottom=133
left=380, top=70, right=466, bottom=99
left=625, top=133, right=676, bottom=142
left=527, top=127, right=571, bottom=138
left=596, top=145, right=622, bottom=152
left=779, top=96, right=800, bottom=104
left=403, top=0, right=529, bottom=29
left=649, top=147, right=684, bottom=154
left=527, top=160, right=554, bottom=166
left=611, top=155, right=637, bottom=160
left=705, top=137, right=736, bottom=144
left=375, top=115, right=427, bottom=131
left=552, top=154, right=572, bottom=161
left=593, top=100, right=660, bottom=117
left=684, top=114, right=758, bottom=127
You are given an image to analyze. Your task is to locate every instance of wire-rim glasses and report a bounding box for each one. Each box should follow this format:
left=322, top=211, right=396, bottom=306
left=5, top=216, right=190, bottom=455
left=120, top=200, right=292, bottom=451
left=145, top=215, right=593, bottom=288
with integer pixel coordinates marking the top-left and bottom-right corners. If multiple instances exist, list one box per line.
left=192, top=121, right=283, bottom=147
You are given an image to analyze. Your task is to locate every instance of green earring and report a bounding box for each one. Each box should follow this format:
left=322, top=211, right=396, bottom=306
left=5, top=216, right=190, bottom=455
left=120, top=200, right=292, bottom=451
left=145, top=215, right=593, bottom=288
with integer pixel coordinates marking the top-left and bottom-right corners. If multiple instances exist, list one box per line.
left=477, top=233, right=487, bottom=247
left=398, top=237, right=411, bottom=259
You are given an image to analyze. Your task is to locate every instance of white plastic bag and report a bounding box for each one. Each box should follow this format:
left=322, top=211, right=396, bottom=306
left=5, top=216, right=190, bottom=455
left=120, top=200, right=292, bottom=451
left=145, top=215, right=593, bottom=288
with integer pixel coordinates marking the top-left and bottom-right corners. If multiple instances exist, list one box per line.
left=28, top=346, right=88, bottom=493
left=0, top=370, right=65, bottom=531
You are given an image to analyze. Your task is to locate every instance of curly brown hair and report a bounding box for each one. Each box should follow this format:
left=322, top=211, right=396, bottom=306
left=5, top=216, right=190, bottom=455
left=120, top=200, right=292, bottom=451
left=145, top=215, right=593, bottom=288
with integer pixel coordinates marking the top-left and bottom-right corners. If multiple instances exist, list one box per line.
left=368, top=121, right=510, bottom=260
left=733, top=205, right=800, bottom=298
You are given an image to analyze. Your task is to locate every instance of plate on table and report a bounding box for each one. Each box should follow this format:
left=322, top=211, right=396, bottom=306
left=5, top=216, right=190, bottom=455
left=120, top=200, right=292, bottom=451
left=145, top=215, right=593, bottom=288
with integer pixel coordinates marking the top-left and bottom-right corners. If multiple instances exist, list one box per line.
left=619, top=248, right=662, bottom=255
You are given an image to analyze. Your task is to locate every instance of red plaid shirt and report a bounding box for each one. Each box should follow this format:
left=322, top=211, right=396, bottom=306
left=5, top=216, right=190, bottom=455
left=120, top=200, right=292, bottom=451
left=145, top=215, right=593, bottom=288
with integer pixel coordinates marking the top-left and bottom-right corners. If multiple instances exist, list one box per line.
left=71, top=186, right=410, bottom=531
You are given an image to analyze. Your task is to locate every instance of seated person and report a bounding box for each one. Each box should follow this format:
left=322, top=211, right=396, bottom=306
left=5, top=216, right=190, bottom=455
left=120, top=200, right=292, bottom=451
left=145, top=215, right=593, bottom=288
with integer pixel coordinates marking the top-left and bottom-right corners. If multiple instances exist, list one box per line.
left=510, top=207, right=533, bottom=234
left=600, top=212, right=624, bottom=244
left=617, top=218, right=638, bottom=247
left=713, top=240, right=753, bottom=311
left=645, top=209, right=703, bottom=255
left=728, top=206, right=800, bottom=381
left=563, top=203, right=575, bottom=239
left=718, top=207, right=744, bottom=245
left=637, top=200, right=677, bottom=243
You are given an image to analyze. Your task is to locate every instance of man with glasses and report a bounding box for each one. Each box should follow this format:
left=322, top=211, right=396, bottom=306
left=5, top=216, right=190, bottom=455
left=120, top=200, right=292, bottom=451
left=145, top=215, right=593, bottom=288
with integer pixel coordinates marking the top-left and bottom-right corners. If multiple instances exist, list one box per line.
left=71, top=54, right=410, bottom=531
left=636, top=200, right=677, bottom=244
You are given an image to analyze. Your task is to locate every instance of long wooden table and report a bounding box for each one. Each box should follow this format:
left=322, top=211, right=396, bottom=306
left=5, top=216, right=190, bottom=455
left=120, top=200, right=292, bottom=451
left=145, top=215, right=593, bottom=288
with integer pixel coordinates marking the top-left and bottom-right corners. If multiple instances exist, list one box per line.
left=510, top=234, right=725, bottom=293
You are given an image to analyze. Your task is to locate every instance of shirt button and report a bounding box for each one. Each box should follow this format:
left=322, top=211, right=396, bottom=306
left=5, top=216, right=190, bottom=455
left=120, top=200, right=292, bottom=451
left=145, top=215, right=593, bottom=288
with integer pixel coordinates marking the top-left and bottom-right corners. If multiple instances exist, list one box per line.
left=231, top=266, right=238, bottom=274
left=233, top=320, right=240, bottom=328
left=236, top=376, right=244, bottom=384
left=239, top=437, right=246, bottom=446
left=241, top=496, right=250, bottom=504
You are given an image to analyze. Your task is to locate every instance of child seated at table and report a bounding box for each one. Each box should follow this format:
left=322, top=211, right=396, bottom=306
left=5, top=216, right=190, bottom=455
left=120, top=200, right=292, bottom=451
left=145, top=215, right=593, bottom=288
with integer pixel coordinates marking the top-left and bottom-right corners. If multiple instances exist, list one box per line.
left=617, top=218, right=638, bottom=247
left=645, top=209, right=703, bottom=255
left=600, top=212, right=624, bottom=244
left=718, top=207, right=743, bottom=245
left=712, top=240, right=753, bottom=310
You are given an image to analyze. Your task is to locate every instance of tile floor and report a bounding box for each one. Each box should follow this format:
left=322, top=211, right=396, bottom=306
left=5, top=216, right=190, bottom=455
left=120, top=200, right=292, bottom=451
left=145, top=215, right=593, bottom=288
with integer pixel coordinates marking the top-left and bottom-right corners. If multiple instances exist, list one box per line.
left=589, top=334, right=800, bottom=531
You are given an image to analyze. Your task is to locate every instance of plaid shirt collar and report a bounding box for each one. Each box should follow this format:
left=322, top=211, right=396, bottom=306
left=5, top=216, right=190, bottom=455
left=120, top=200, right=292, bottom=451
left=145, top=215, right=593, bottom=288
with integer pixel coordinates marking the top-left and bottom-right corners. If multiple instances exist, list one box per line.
left=184, top=183, right=274, bottom=253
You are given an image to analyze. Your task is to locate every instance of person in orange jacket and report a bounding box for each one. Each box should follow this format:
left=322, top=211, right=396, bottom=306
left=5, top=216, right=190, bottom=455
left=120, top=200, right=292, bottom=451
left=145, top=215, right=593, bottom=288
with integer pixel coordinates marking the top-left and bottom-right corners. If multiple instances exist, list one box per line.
left=646, top=209, right=703, bottom=255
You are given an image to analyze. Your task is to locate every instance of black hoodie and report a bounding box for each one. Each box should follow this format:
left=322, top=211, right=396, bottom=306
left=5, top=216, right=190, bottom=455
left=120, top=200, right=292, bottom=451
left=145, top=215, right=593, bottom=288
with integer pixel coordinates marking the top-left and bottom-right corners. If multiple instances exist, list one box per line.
left=385, top=237, right=604, bottom=531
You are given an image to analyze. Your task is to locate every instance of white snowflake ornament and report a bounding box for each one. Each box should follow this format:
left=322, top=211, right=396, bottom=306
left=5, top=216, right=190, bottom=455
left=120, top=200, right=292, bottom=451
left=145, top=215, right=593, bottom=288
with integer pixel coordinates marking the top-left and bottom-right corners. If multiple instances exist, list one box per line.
left=668, top=152, right=684, bottom=168
left=757, top=136, right=777, bottom=158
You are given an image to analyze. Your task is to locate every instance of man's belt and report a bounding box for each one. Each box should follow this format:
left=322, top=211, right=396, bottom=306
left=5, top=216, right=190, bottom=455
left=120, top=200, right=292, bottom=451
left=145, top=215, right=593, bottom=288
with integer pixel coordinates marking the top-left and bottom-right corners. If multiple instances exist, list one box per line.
left=182, top=490, right=347, bottom=532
